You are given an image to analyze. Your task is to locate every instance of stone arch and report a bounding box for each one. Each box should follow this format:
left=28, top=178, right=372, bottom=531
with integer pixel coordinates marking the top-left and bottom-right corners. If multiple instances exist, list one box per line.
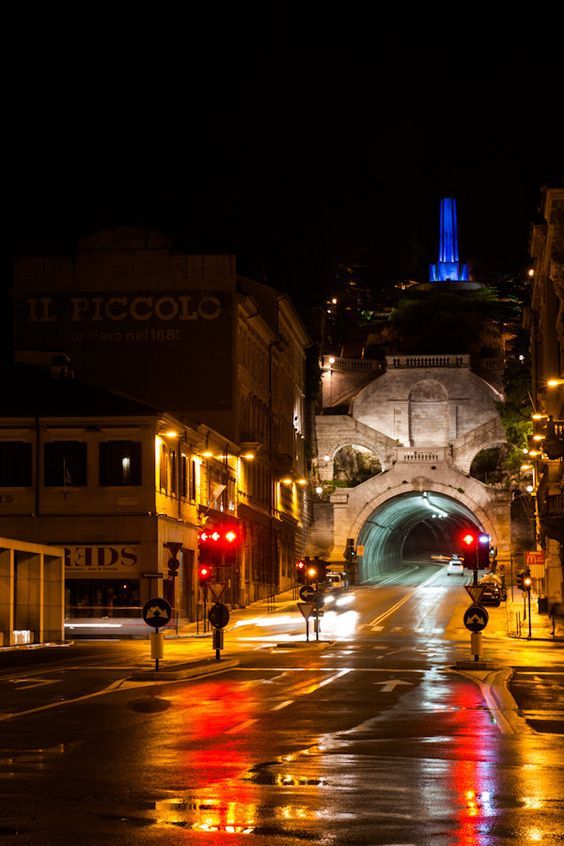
left=348, top=480, right=498, bottom=551
left=333, top=444, right=382, bottom=487
left=469, top=445, right=506, bottom=485
left=408, top=379, right=449, bottom=447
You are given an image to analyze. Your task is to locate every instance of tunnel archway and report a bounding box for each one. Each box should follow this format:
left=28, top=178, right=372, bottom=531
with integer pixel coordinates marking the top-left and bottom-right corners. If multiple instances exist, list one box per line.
left=356, top=490, right=485, bottom=583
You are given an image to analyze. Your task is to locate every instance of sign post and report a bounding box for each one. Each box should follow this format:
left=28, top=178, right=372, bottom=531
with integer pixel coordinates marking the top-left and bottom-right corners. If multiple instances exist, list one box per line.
left=207, top=602, right=230, bottom=661
left=142, top=598, right=172, bottom=671
left=297, top=602, right=315, bottom=641
left=463, top=604, right=489, bottom=662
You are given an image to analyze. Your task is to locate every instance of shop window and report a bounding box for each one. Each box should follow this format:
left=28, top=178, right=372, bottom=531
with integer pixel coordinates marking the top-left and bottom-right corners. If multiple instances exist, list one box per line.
left=0, top=441, right=32, bottom=486
left=44, top=441, right=87, bottom=486
left=99, top=441, right=142, bottom=486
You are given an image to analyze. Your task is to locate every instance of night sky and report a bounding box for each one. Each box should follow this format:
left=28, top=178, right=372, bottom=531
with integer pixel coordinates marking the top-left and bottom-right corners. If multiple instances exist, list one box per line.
left=3, top=5, right=562, bottom=308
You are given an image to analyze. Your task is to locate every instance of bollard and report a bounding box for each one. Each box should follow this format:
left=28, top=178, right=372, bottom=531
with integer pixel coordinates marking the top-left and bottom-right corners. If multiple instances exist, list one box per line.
left=470, top=631, right=482, bottom=662
left=150, top=631, right=164, bottom=671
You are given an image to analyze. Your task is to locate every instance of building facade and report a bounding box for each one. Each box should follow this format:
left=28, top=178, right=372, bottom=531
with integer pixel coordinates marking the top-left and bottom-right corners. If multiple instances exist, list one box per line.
left=10, top=228, right=310, bottom=605
left=528, top=186, right=564, bottom=606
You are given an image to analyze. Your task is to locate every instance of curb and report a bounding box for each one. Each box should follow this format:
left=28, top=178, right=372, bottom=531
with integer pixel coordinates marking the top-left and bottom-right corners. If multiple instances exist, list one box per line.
left=129, top=657, right=240, bottom=681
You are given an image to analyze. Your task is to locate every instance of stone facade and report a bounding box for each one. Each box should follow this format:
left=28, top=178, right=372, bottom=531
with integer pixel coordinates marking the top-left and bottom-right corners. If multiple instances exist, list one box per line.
left=310, top=354, right=511, bottom=577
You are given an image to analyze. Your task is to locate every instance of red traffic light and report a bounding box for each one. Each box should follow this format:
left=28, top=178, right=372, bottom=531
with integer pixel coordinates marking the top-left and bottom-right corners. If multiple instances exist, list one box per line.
left=199, top=526, right=240, bottom=547
left=462, top=532, right=476, bottom=546
left=296, top=560, right=305, bottom=570
left=198, top=564, right=213, bottom=583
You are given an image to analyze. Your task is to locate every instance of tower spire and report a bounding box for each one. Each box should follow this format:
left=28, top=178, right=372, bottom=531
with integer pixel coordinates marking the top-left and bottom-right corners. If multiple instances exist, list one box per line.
left=430, top=197, right=469, bottom=282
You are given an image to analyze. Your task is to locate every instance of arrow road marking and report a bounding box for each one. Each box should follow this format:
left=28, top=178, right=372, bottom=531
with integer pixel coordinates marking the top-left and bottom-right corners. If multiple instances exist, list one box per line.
left=373, top=679, right=414, bottom=693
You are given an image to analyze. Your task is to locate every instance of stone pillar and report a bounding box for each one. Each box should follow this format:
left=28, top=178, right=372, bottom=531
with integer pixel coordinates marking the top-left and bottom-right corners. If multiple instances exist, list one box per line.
left=0, top=548, right=15, bottom=646
left=42, top=554, right=65, bottom=642
left=14, top=552, right=43, bottom=644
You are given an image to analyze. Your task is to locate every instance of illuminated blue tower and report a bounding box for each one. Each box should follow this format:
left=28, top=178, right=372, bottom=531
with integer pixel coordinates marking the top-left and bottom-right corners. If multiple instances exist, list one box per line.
left=429, top=198, right=469, bottom=282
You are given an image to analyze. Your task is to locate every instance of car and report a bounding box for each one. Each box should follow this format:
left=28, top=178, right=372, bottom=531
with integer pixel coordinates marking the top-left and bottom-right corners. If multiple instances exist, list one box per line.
left=479, top=582, right=502, bottom=606
left=322, top=573, right=346, bottom=593
left=446, top=555, right=464, bottom=576
left=431, top=554, right=452, bottom=563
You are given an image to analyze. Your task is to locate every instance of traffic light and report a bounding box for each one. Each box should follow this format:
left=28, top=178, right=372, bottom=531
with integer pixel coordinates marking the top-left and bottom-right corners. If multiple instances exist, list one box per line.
left=477, top=533, right=490, bottom=569
left=517, top=569, right=532, bottom=592
left=314, top=556, right=327, bottom=582
left=461, top=531, right=477, bottom=569
left=198, top=524, right=241, bottom=567
left=344, top=538, right=356, bottom=565
left=296, top=560, right=306, bottom=583
left=198, top=564, right=213, bottom=584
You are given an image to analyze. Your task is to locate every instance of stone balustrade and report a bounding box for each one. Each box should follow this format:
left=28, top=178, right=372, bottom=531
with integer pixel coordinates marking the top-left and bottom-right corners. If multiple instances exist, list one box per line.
left=386, top=354, right=469, bottom=369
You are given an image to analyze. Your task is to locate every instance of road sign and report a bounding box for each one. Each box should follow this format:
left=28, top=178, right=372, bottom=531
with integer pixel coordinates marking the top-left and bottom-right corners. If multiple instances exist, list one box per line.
left=208, top=603, right=230, bottom=629
left=297, top=602, right=315, bottom=620
left=465, top=584, right=486, bottom=604
left=142, top=572, right=164, bottom=579
left=208, top=583, right=226, bottom=602
left=142, top=597, right=172, bottom=628
left=299, top=584, right=316, bottom=601
left=356, top=545, right=365, bottom=556
left=463, top=604, right=489, bottom=632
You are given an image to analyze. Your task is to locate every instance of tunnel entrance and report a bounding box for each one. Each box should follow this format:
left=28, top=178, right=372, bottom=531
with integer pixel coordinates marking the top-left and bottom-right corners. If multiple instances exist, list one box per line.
left=357, top=490, right=483, bottom=583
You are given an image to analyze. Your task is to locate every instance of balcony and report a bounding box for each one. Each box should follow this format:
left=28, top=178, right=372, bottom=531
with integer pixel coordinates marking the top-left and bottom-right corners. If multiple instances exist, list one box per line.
left=386, top=355, right=469, bottom=369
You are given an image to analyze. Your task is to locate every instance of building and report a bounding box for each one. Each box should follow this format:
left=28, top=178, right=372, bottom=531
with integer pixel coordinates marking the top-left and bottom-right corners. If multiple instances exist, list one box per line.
left=0, top=362, right=248, bottom=620
left=527, top=186, right=564, bottom=606
left=0, top=536, right=65, bottom=646
left=10, top=228, right=310, bottom=602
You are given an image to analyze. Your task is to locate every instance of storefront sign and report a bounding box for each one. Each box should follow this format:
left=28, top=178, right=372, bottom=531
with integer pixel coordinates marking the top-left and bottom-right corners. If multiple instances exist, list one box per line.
left=64, top=544, right=140, bottom=574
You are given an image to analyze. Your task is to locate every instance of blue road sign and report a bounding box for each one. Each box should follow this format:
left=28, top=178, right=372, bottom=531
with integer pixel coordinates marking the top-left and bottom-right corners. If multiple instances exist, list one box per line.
left=142, top=597, right=172, bottom=628
left=463, top=604, right=489, bottom=632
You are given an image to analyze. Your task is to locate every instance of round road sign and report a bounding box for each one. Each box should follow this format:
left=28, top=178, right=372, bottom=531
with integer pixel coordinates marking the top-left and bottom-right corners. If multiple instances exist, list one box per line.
left=142, top=597, right=172, bottom=628
left=463, top=604, right=489, bottom=632
left=208, top=603, right=230, bottom=629
left=299, top=584, right=316, bottom=601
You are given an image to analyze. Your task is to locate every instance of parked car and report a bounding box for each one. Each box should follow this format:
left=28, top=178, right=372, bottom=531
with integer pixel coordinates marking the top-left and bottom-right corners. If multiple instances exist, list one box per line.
left=479, top=582, right=502, bottom=606
left=447, top=555, right=464, bottom=576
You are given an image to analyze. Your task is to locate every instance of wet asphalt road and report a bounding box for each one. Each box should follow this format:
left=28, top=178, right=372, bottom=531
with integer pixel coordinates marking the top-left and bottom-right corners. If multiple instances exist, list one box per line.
left=1, top=563, right=563, bottom=845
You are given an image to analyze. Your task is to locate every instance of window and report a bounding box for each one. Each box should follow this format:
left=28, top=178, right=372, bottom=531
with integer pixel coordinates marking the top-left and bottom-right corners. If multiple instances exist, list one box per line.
left=45, top=441, right=87, bottom=486
left=180, top=454, right=188, bottom=498
left=170, top=450, right=177, bottom=496
left=159, top=443, right=168, bottom=491
left=190, top=459, right=197, bottom=501
left=0, top=442, right=32, bottom=486
left=99, top=441, right=142, bottom=486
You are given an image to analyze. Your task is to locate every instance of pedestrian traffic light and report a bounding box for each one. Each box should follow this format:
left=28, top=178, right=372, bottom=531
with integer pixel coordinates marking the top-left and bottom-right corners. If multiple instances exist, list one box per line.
left=198, top=564, right=213, bottom=584
left=461, top=531, right=477, bottom=569
left=477, top=533, right=490, bottom=569
left=296, top=560, right=306, bottom=583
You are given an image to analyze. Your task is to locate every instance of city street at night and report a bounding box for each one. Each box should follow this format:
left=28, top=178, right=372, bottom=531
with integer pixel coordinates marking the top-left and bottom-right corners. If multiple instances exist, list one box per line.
left=1, top=566, right=562, bottom=845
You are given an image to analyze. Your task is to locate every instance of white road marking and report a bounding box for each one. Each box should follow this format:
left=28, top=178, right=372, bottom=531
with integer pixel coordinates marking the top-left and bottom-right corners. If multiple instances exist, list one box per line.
left=225, top=718, right=257, bottom=734
left=373, top=679, right=414, bottom=693
left=10, top=678, right=59, bottom=690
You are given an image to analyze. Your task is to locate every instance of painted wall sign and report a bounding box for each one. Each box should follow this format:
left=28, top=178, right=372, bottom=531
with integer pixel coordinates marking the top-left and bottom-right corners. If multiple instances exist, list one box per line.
left=15, top=288, right=233, bottom=412
left=64, top=544, right=140, bottom=574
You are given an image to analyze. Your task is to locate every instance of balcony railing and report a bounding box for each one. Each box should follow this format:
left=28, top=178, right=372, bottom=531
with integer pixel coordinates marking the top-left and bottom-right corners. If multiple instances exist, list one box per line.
left=322, top=356, right=382, bottom=372
left=397, top=447, right=451, bottom=463
left=386, top=355, right=469, bottom=369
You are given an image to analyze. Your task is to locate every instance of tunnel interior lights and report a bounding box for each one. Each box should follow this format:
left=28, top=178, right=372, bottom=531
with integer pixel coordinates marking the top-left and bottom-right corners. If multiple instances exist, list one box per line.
left=422, top=493, right=448, bottom=518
